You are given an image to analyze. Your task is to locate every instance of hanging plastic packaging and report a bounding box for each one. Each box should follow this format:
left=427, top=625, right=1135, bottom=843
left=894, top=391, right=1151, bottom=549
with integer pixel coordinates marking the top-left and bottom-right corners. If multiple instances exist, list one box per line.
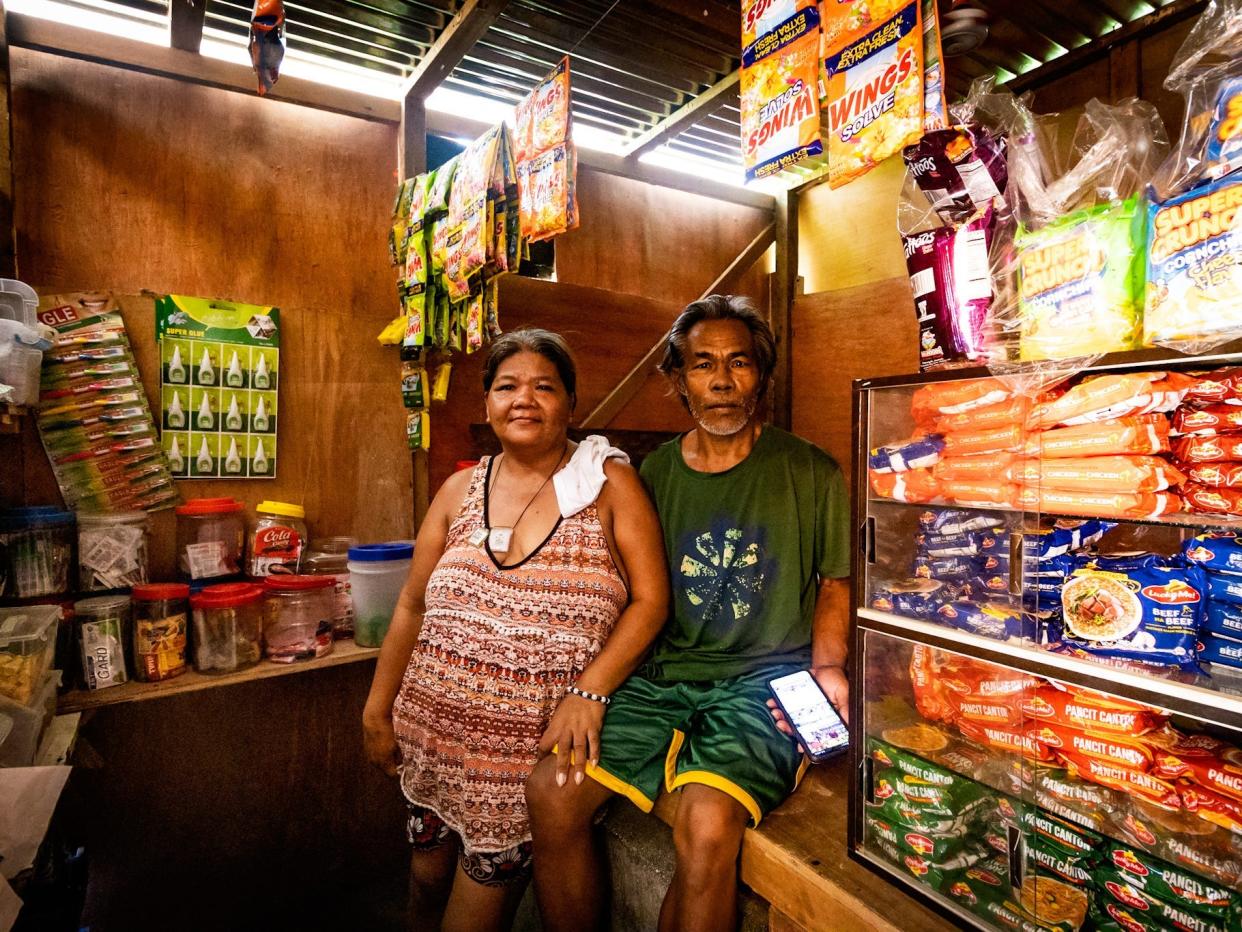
left=740, top=6, right=823, bottom=182
left=248, top=0, right=285, bottom=95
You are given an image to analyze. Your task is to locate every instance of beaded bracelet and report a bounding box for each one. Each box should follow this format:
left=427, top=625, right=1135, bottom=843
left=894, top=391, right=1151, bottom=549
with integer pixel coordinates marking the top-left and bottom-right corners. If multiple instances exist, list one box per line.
left=565, top=685, right=611, bottom=705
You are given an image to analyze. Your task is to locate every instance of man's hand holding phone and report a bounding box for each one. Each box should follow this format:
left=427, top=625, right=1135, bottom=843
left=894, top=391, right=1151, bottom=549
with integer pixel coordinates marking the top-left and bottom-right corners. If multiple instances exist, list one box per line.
left=766, top=667, right=850, bottom=762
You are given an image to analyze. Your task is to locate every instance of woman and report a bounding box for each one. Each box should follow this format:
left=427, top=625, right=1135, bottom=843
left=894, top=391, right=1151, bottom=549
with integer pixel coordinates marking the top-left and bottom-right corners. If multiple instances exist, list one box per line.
left=363, top=328, right=669, bottom=932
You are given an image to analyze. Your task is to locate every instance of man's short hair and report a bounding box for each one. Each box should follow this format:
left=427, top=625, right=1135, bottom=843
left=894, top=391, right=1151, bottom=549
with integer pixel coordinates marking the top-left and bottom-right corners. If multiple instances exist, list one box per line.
left=657, top=294, right=777, bottom=400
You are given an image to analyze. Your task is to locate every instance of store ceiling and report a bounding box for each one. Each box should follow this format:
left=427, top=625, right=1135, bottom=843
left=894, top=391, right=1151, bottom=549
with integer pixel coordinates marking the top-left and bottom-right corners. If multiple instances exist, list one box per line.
left=100, top=0, right=1198, bottom=168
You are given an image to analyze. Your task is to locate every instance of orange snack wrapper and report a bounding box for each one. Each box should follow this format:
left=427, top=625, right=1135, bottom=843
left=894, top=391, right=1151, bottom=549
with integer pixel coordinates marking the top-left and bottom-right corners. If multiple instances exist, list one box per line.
left=933, top=452, right=1017, bottom=483
left=741, top=0, right=817, bottom=53
left=1057, top=749, right=1182, bottom=807
left=939, top=478, right=1019, bottom=508
left=1183, top=483, right=1242, bottom=515
left=1016, top=487, right=1182, bottom=519
left=1019, top=685, right=1165, bottom=736
left=934, top=396, right=1030, bottom=434
left=1180, top=781, right=1242, bottom=834
left=942, top=424, right=1024, bottom=456
left=1185, top=463, right=1242, bottom=488
left=909, top=644, right=955, bottom=723
left=822, top=2, right=924, bottom=189
left=957, top=719, right=1057, bottom=762
left=740, top=13, right=823, bottom=182
left=912, top=378, right=1011, bottom=419
left=870, top=467, right=940, bottom=503
left=1028, top=415, right=1171, bottom=458
left=946, top=693, right=1025, bottom=728
left=1006, top=456, right=1186, bottom=493
left=1027, top=721, right=1156, bottom=772
left=1174, top=433, right=1242, bottom=463
left=1026, top=373, right=1167, bottom=430
left=820, top=0, right=910, bottom=54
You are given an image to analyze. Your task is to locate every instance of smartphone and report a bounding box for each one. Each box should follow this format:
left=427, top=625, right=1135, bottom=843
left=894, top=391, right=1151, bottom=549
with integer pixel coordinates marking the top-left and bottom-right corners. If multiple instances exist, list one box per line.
left=768, top=670, right=849, bottom=762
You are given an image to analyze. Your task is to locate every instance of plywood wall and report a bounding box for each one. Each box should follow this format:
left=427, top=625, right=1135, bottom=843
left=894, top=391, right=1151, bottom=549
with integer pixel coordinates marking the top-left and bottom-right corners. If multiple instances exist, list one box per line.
left=7, top=48, right=412, bottom=566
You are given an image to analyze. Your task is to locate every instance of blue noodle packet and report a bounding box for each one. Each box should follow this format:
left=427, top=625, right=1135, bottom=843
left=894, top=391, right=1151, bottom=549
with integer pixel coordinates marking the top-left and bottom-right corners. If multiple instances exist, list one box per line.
left=1183, top=532, right=1242, bottom=575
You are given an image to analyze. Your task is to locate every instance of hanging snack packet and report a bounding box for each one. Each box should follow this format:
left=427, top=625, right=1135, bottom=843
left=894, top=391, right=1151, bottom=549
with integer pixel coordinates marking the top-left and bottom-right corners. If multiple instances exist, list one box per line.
left=1144, top=173, right=1242, bottom=352
left=920, top=0, right=948, bottom=132
left=823, top=2, right=924, bottom=189
left=405, top=411, right=430, bottom=451
left=1015, top=197, right=1145, bottom=361
left=903, top=125, right=1007, bottom=224
left=820, top=0, right=912, bottom=57
left=389, top=178, right=416, bottom=265
left=742, top=0, right=817, bottom=53
left=740, top=7, right=823, bottom=182
left=520, top=142, right=573, bottom=242
left=517, top=57, right=570, bottom=162
left=400, top=363, right=426, bottom=410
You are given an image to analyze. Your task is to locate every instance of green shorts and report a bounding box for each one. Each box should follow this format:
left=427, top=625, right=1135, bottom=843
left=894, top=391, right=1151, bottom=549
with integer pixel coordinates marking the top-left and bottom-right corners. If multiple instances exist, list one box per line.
left=586, top=664, right=809, bottom=826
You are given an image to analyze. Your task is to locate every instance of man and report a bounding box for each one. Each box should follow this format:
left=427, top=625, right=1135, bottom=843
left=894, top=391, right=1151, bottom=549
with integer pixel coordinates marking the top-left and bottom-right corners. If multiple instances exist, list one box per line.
left=526, top=294, right=851, bottom=932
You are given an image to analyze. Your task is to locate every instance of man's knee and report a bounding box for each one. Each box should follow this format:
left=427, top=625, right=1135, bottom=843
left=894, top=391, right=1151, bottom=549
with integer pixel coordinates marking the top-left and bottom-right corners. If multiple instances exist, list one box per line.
left=525, top=756, right=605, bottom=834
left=672, top=788, right=748, bottom=872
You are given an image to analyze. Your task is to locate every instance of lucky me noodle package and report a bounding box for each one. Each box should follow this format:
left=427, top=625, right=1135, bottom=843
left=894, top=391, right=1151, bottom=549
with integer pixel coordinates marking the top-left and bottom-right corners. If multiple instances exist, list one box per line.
left=823, top=2, right=924, bottom=190
left=740, top=7, right=823, bottom=182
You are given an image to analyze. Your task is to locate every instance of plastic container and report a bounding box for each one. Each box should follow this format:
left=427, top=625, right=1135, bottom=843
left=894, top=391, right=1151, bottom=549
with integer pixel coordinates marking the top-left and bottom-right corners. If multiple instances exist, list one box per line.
left=175, top=498, right=245, bottom=581
left=131, top=583, right=190, bottom=682
left=0, top=670, right=61, bottom=767
left=0, top=507, right=76, bottom=598
left=189, top=583, right=263, bottom=675
left=348, top=543, right=413, bottom=648
left=247, top=500, right=308, bottom=577
left=262, top=575, right=334, bottom=663
left=0, top=605, right=59, bottom=703
left=76, top=510, right=150, bottom=591
left=73, top=594, right=131, bottom=691
left=0, top=280, right=39, bottom=325
left=0, top=319, right=49, bottom=405
left=301, top=537, right=355, bottom=638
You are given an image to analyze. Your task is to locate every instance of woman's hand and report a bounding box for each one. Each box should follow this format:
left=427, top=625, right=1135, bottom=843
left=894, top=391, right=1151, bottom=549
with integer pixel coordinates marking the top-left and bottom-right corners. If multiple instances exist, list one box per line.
left=363, top=709, right=401, bottom=777
left=538, top=694, right=606, bottom=787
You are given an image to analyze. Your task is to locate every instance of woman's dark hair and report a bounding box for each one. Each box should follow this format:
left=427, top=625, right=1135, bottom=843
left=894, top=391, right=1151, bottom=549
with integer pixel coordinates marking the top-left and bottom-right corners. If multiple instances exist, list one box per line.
left=657, top=294, right=777, bottom=399
left=482, top=327, right=578, bottom=408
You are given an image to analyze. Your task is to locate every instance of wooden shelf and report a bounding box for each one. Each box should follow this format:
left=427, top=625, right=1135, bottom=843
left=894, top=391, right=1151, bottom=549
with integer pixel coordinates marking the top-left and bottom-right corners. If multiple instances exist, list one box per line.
left=57, top=640, right=380, bottom=713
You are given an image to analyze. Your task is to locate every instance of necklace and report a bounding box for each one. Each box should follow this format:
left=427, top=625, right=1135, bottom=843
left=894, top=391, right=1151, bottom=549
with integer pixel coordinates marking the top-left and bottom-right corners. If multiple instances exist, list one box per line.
left=471, top=445, right=568, bottom=556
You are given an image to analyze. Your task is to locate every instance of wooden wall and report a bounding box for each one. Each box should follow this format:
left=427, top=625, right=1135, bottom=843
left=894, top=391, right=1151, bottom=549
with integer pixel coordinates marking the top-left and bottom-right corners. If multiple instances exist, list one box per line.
left=5, top=48, right=413, bottom=562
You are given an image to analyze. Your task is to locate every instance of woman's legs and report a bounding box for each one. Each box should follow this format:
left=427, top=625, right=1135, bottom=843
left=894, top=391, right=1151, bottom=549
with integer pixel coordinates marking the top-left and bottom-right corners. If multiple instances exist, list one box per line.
left=408, top=842, right=458, bottom=932
left=441, top=864, right=529, bottom=932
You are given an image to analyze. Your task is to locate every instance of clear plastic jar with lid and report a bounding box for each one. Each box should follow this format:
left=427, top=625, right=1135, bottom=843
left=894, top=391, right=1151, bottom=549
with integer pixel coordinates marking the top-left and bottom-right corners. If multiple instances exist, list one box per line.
left=189, top=583, right=263, bottom=674
left=247, top=501, right=308, bottom=577
left=73, top=594, right=131, bottom=690
left=301, top=537, right=355, bottom=638
left=348, top=543, right=413, bottom=648
left=130, top=583, right=190, bottom=682
left=77, top=510, right=150, bottom=591
left=0, top=507, right=75, bottom=598
left=175, top=498, right=245, bottom=581
left=262, top=575, right=334, bottom=663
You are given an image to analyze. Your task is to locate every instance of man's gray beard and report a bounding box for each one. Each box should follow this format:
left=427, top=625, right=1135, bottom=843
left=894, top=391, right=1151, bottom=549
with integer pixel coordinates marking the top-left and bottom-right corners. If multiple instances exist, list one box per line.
left=688, top=395, right=757, bottom=437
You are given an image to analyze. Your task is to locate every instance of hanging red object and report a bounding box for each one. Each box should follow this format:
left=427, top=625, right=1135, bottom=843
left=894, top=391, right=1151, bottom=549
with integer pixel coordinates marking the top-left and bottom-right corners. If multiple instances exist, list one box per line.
left=248, top=0, right=285, bottom=96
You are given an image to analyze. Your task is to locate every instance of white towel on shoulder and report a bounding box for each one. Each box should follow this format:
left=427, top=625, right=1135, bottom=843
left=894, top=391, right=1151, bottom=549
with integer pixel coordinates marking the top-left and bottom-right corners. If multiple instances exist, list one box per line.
left=554, top=435, right=630, bottom=518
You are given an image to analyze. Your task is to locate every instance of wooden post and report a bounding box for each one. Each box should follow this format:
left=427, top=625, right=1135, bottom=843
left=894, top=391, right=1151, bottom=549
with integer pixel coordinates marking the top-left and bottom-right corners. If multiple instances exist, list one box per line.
left=770, top=188, right=796, bottom=430
left=168, top=0, right=207, bottom=54
left=0, top=0, right=16, bottom=279
left=398, top=91, right=429, bottom=530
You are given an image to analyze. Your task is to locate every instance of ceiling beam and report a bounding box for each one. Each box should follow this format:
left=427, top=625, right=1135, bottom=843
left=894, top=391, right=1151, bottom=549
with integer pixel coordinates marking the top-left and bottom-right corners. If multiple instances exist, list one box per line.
left=168, top=0, right=207, bottom=53
left=10, top=13, right=774, bottom=210
left=621, top=71, right=739, bottom=162
left=401, top=0, right=509, bottom=100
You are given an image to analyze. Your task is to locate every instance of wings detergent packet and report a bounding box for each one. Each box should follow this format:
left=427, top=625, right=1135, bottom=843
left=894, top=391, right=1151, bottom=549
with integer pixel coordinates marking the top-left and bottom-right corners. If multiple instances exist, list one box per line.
left=823, top=2, right=924, bottom=189
left=740, top=6, right=823, bottom=181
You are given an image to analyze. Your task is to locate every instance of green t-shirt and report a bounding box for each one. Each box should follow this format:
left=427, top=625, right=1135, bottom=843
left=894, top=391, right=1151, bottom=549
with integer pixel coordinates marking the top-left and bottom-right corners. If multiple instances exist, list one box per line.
left=639, top=426, right=850, bottom=682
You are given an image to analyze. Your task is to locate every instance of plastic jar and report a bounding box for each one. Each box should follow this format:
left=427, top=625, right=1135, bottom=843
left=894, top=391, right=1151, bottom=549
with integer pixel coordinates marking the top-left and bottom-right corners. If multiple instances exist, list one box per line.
left=77, top=510, right=150, bottom=591
left=247, top=501, right=308, bottom=577
left=175, top=498, right=245, bottom=581
left=189, top=583, right=263, bottom=675
left=262, top=575, right=334, bottom=663
left=348, top=543, right=413, bottom=648
left=73, top=594, right=131, bottom=691
left=130, top=583, right=190, bottom=682
left=301, top=537, right=355, bottom=638
left=0, top=507, right=76, bottom=599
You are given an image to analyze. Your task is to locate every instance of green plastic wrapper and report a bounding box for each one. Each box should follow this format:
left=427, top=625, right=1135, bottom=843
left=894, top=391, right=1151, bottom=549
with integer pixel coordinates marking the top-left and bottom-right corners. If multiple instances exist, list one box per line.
left=995, top=795, right=1103, bottom=860
left=868, top=829, right=991, bottom=893
left=867, top=793, right=992, bottom=835
left=870, top=738, right=995, bottom=817
left=1094, top=868, right=1240, bottom=932
left=864, top=811, right=977, bottom=864
left=1103, top=842, right=1239, bottom=920
left=1016, top=196, right=1145, bottom=361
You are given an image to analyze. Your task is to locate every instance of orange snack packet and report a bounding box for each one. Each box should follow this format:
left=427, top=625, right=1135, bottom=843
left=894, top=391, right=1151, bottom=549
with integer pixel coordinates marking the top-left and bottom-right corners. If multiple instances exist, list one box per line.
left=1019, top=686, right=1165, bottom=736
left=912, top=377, right=1012, bottom=419
left=939, top=478, right=1019, bottom=508
left=869, top=467, right=940, bottom=503
left=1006, top=456, right=1186, bottom=493
left=1027, top=415, right=1171, bottom=459
left=1057, top=749, right=1182, bottom=807
left=740, top=14, right=823, bottom=182
left=1027, top=721, right=1156, bottom=772
left=1026, top=373, right=1167, bottom=430
left=933, top=452, right=1018, bottom=483
left=957, top=719, right=1058, bottom=762
left=942, top=424, right=1024, bottom=456
left=1016, top=487, right=1182, bottom=519
left=933, top=396, right=1030, bottom=434
left=1180, top=781, right=1242, bottom=834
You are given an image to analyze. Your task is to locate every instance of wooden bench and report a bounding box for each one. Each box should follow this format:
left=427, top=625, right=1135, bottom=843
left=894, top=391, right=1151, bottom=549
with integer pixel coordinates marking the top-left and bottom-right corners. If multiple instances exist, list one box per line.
left=651, top=759, right=957, bottom=932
